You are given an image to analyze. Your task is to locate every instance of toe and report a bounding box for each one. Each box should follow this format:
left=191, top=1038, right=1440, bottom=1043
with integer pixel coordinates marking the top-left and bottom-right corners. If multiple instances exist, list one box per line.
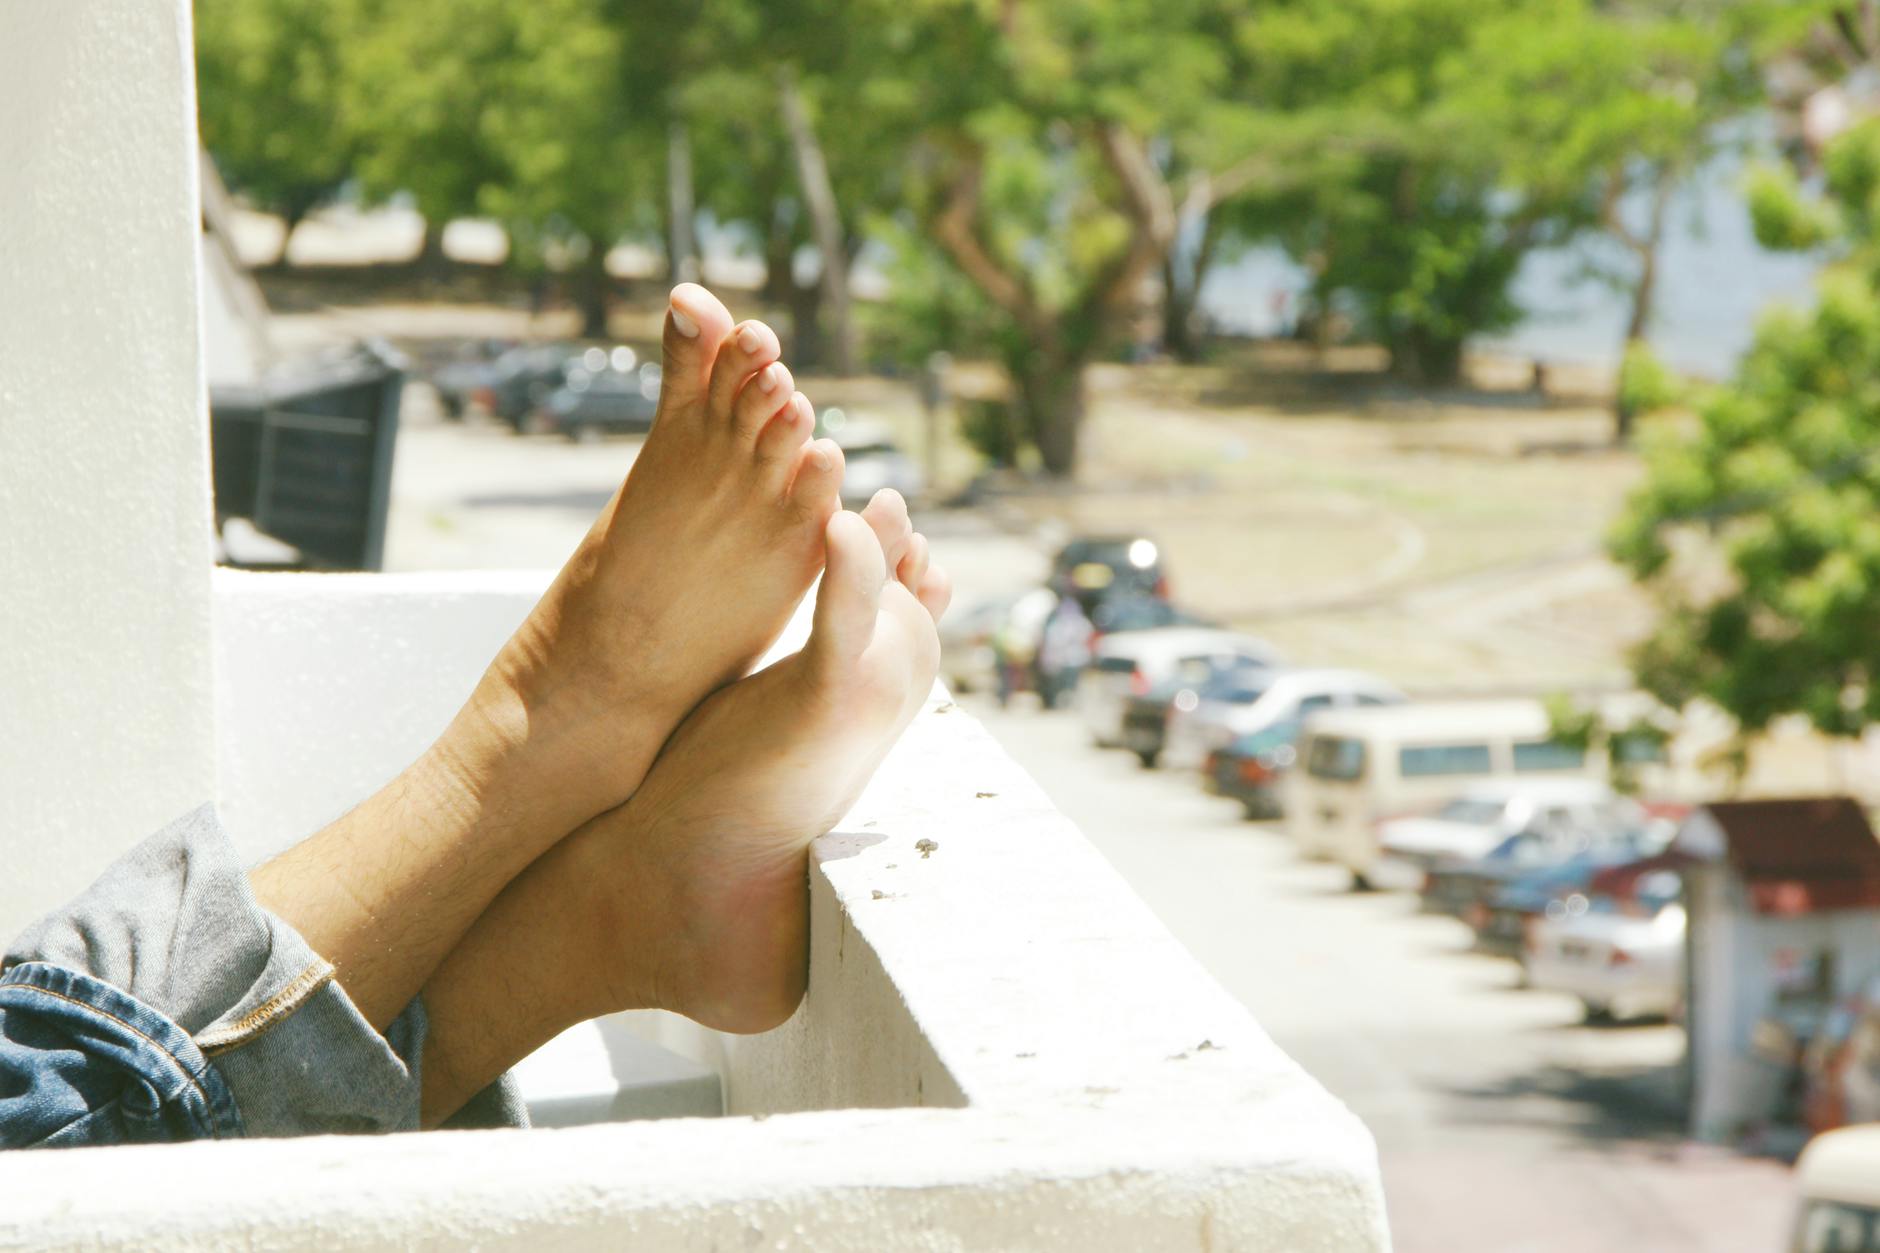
left=787, top=435, right=845, bottom=515
left=753, top=388, right=813, bottom=478
left=896, top=532, right=930, bottom=593
left=859, top=489, right=913, bottom=572
left=915, top=563, right=952, bottom=622
left=707, top=319, right=783, bottom=432
left=661, top=284, right=734, bottom=413
left=810, top=510, right=886, bottom=664
left=740, top=360, right=798, bottom=443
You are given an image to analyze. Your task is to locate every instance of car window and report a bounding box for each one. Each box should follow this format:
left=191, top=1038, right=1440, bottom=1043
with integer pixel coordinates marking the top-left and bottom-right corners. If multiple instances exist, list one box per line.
left=1355, top=692, right=1396, bottom=706
left=1435, top=798, right=1506, bottom=825
left=1398, top=743, right=1493, bottom=778
left=1512, top=740, right=1587, bottom=772
left=1307, top=736, right=1365, bottom=782
left=1297, top=694, right=1336, bottom=713
left=1238, top=719, right=1301, bottom=753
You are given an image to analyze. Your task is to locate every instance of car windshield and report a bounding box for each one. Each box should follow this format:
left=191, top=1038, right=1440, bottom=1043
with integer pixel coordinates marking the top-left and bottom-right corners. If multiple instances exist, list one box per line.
left=1435, top=798, right=1507, bottom=826
left=1201, top=675, right=1268, bottom=703
left=1307, top=736, right=1365, bottom=781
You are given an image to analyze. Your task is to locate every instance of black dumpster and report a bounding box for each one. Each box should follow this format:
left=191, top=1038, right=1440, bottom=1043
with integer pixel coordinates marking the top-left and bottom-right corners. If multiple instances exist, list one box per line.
left=210, top=339, right=405, bottom=571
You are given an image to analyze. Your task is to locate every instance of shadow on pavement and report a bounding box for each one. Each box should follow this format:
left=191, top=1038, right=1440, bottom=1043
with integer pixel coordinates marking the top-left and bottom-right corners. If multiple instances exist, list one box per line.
left=1434, top=1060, right=1688, bottom=1144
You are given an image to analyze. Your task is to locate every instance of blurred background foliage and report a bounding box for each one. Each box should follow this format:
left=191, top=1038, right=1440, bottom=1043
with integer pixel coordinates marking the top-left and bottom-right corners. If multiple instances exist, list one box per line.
left=196, top=0, right=1880, bottom=737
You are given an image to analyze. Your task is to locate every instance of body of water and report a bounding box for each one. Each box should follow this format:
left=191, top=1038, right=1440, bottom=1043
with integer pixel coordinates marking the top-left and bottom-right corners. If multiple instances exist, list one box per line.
left=1198, top=148, right=1823, bottom=381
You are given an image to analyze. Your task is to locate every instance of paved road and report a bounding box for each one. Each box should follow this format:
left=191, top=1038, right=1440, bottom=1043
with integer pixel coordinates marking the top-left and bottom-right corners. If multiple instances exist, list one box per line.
left=962, top=697, right=1796, bottom=1253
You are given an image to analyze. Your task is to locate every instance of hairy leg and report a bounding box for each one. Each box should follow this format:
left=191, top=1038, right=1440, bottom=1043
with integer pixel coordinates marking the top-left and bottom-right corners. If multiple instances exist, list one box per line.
left=417, top=502, right=948, bottom=1126
left=251, top=285, right=845, bottom=1029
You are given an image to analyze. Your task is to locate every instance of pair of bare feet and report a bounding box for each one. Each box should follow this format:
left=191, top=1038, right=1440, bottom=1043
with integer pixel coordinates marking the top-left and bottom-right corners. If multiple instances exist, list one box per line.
left=402, top=285, right=948, bottom=1118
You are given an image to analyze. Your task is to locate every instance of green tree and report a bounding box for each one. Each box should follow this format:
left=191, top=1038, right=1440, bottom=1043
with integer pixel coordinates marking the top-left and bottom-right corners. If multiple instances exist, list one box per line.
left=194, top=0, right=357, bottom=264
left=1610, top=119, right=1880, bottom=740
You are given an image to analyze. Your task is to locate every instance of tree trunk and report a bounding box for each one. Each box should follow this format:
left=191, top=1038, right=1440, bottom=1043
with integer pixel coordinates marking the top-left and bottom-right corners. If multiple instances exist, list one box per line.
left=1162, top=210, right=1221, bottom=362
left=1613, top=171, right=1673, bottom=444
left=274, top=204, right=308, bottom=269
left=762, top=197, right=797, bottom=305
left=667, top=119, right=700, bottom=286
left=1014, top=350, right=1086, bottom=478
left=415, top=218, right=449, bottom=278
left=1613, top=253, right=1656, bottom=443
left=778, top=69, right=855, bottom=374
left=1391, top=329, right=1465, bottom=387
left=575, top=245, right=610, bottom=338
left=788, top=276, right=825, bottom=370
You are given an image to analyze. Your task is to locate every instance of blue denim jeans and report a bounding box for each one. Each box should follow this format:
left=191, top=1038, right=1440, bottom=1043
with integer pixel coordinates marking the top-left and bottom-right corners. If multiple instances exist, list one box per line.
left=0, top=805, right=525, bottom=1148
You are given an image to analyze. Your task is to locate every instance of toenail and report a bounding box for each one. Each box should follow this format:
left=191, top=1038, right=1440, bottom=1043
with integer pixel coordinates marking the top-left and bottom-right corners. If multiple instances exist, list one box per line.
left=795, top=394, right=815, bottom=424
left=758, top=363, right=782, bottom=393
left=738, top=324, right=763, bottom=354
left=811, top=442, right=832, bottom=471
left=670, top=305, right=699, bottom=338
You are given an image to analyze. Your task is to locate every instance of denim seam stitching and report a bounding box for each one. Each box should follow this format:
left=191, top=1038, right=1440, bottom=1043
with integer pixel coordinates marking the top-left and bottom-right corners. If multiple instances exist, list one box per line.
left=0, top=980, right=226, bottom=1139
left=196, top=959, right=335, bottom=1057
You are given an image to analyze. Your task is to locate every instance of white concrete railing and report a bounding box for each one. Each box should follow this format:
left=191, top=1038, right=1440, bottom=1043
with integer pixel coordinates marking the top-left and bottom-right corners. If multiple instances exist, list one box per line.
left=0, top=571, right=1390, bottom=1250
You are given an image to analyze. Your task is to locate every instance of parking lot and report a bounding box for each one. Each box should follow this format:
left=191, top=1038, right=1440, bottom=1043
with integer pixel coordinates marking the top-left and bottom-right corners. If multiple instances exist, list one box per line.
left=962, top=695, right=1796, bottom=1252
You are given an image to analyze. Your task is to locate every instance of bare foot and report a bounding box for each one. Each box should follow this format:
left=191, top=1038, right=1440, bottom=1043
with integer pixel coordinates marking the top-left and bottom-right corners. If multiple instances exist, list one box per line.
left=576, top=496, right=950, bottom=1033
left=445, top=284, right=846, bottom=830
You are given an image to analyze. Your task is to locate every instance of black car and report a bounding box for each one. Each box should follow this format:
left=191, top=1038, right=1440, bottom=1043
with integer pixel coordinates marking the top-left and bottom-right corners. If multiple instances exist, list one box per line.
left=428, top=338, right=514, bottom=419
left=539, top=362, right=663, bottom=441
left=1203, top=717, right=1302, bottom=819
left=431, top=341, right=583, bottom=428
left=1052, top=535, right=1169, bottom=616
left=1121, top=657, right=1270, bottom=768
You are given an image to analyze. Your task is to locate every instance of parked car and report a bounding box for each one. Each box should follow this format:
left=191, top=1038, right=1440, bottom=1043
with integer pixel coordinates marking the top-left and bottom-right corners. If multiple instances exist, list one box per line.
left=1419, top=816, right=1669, bottom=924
left=1121, top=655, right=1273, bottom=768
left=1476, top=827, right=1691, bottom=959
left=1789, top=1125, right=1880, bottom=1252
left=538, top=360, right=663, bottom=441
left=939, top=595, right=1022, bottom=696
left=1524, top=869, right=1685, bottom=1021
left=1051, top=535, right=1168, bottom=616
left=823, top=417, right=925, bottom=505
left=1286, top=700, right=1602, bottom=889
left=1078, top=627, right=1282, bottom=749
left=1162, top=668, right=1406, bottom=773
left=1203, top=717, right=1302, bottom=819
left=1379, top=778, right=1637, bottom=875
left=429, top=338, right=513, bottom=419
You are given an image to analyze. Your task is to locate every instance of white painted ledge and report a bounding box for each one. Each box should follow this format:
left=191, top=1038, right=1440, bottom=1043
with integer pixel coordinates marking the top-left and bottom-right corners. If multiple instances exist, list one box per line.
left=3, top=572, right=1388, bottom=1250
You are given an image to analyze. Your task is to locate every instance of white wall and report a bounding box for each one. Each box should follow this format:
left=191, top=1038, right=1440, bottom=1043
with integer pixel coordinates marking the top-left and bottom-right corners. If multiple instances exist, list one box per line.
left=0, top=0, right=216, bottom=939
left=211, top=569, right=549, bottom=860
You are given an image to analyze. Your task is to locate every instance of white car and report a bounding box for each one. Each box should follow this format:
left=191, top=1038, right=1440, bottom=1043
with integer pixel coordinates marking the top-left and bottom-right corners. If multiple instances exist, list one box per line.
left=1077, top=627, right=1283, bottom=749
left=1377, top=778, right=1640, bottom=873
left=1791, top=1125, right=1880, bottom=1253
left=1525, top=871, right=1684, bottom=1022
left=1161, top=668, right=1406, bottom=773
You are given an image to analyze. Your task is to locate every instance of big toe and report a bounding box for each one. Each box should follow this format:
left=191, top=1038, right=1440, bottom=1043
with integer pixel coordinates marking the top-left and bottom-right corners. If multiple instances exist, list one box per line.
left=809, top=510, right=886, bottom=666
left=661, top=283, right=734, bottom=411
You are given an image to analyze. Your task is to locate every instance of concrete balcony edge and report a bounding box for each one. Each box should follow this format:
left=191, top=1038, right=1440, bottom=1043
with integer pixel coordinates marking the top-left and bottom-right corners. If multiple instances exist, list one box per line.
left=1, top=570, right=1389, bottom=1250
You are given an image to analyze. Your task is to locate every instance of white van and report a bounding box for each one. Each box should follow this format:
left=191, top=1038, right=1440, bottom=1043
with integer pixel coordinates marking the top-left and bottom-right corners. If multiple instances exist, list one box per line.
left=1285, top=700, right=1603, bottom=888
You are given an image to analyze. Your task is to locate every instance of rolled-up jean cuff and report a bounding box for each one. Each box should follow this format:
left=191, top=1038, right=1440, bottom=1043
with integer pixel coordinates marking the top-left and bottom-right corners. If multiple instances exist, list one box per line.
left=4, top=803, right=525, bottom=1140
